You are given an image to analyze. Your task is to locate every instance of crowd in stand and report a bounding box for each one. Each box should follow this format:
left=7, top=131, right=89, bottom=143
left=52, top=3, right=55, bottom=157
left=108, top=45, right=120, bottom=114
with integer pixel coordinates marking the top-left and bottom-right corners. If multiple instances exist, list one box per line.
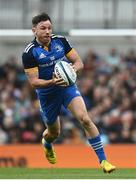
left=0, top=48, right=136, bottom=144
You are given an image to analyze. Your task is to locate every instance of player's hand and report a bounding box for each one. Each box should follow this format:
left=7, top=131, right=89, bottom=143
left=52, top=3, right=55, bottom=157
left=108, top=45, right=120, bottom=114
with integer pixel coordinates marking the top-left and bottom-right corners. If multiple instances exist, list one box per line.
left=70, top=63, right=77, bottom=73
left=52, top=73, right=68, bottom=86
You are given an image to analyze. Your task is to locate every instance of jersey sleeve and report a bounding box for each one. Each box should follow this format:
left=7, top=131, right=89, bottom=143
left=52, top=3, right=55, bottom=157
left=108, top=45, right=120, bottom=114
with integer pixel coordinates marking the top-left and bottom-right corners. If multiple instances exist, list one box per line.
left=59, top=37, right=72, bottom=55
left=22, top=48, right=38, bottom=69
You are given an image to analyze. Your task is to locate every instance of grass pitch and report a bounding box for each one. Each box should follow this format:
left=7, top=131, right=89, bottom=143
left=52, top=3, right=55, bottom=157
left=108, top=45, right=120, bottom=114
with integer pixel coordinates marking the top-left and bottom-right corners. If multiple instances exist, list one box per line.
left=0, top=168, right=136, bottom=179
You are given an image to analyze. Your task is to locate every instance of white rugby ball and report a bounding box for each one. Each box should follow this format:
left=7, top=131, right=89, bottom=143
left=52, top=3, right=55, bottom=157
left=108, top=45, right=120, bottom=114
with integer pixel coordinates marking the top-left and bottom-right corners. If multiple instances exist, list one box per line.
left=54, top=61, right=77, bottom=85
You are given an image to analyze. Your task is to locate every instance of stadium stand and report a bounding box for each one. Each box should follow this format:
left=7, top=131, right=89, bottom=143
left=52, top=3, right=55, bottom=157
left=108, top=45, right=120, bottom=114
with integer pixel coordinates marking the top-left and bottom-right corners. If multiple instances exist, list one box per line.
left=0, top=48, right=136, bottom=144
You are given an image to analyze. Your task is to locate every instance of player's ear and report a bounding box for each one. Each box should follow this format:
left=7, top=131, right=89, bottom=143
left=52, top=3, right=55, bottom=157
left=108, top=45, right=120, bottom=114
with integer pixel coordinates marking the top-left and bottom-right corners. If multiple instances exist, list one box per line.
left=32, top=26, right=36, bottom=35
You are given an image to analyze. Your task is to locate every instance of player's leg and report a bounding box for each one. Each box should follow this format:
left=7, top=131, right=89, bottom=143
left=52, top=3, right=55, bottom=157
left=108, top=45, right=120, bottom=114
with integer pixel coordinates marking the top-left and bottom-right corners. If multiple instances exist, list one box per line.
left=38, top=90, right=63, bottom=164
left=68, top=96, right=99, bottom=137
left=68, top=96, right=116, bottom=173
left=42, top=117, right=60, bottom=144
left=42, top=117, right=60, bottom=164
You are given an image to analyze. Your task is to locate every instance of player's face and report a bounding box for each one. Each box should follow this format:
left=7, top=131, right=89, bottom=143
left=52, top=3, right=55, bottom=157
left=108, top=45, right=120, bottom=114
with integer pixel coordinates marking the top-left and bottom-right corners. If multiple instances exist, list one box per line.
left=32, top=20, right=52, bottom=45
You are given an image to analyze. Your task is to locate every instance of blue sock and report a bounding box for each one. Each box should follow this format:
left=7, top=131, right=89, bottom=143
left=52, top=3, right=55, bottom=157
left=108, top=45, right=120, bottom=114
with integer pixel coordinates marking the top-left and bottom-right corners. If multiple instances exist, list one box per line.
left=88, top=135, right=106, bottom=163
left=43, top=139, right=52, bottom=149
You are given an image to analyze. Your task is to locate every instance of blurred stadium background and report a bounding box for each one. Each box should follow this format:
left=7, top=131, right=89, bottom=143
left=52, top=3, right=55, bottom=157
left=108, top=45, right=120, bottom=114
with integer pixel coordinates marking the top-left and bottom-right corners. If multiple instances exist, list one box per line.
left=0, top=0, right=136, bottom=169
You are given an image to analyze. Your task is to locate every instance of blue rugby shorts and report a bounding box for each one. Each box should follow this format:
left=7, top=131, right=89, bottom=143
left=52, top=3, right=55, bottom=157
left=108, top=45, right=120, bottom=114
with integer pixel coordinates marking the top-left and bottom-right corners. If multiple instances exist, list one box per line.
left=38, top=85, right=81, bottom=125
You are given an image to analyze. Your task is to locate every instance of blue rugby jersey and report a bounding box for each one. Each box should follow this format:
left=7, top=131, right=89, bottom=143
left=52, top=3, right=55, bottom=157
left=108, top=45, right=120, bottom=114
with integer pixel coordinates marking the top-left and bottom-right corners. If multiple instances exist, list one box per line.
left=22, top=34, right=73, bottom=94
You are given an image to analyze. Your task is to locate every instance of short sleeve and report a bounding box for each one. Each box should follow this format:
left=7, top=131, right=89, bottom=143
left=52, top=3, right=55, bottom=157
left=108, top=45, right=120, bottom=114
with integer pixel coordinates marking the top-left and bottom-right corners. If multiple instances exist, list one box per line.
left=59, top=37, right=72, bottom=55
left=22, top=48, right=38, bottom=69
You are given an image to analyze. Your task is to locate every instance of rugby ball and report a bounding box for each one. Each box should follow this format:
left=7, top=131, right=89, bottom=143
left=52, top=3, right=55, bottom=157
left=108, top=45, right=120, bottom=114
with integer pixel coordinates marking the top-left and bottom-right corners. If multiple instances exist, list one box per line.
left=54, top=61, right=77, bottom=85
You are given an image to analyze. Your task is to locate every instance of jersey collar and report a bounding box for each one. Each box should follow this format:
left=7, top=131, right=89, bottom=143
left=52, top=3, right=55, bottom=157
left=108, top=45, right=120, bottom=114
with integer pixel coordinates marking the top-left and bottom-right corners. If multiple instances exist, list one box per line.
left=32, top=38, right=44, bottom=48
left=32, top=37, right=53, bottom=51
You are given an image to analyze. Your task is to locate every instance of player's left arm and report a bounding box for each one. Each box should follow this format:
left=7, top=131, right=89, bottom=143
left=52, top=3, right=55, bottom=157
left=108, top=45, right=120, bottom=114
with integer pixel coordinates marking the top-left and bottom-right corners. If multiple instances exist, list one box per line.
left=66, top=48, right=84, bottom=73
left=60, top=36, right=84, bottom=73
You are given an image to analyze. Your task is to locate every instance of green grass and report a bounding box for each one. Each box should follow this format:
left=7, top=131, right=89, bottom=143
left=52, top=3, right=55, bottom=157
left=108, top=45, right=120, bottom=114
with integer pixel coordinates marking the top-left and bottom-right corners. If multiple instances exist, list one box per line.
left=0, top=168, right=136, bottom=179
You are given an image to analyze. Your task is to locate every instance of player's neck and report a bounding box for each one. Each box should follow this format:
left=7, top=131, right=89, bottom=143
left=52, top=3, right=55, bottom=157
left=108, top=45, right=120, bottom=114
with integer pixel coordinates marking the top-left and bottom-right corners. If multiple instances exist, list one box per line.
left=36, top=38, right=50, bottom=47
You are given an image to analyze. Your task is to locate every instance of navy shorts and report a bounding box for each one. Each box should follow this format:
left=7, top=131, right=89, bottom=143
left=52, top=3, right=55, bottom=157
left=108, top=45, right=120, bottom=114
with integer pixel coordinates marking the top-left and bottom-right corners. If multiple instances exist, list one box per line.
left=38, top=85, right=81, bottom=125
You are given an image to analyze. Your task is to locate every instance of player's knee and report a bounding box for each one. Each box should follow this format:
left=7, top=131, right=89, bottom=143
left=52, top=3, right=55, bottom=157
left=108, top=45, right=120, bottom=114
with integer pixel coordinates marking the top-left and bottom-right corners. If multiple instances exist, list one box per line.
left=43, top=129, right=60, bottom=142
left=49, top=130, right=60, bottom=141
left=78, top=112, right=91, bottom=128
left=53, top=130, right=60, bottom=139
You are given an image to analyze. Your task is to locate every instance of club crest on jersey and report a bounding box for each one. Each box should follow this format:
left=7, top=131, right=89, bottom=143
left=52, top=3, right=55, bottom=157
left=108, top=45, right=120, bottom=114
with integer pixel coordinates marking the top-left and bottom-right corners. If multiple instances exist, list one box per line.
left=39, top=53, right=46, bottom=59
left=55, top=45, right=63, bottom=52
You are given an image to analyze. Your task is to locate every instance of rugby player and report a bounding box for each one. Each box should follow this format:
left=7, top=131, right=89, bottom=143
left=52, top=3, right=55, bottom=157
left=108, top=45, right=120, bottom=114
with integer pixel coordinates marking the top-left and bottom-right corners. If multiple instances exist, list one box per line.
left=22, top=12, right=116, bottom=173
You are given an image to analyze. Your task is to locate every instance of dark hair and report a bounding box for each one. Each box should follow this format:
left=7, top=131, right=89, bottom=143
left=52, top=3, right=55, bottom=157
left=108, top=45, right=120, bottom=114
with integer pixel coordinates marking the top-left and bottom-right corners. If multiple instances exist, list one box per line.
left=32, top=13, right=52, bottom=26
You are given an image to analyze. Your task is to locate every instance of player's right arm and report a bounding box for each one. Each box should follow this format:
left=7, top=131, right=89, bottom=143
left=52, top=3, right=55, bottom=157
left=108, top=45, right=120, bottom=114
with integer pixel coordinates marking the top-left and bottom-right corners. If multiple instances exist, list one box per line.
left=24, top=67, right=54, bottom=88
left=22, top=48, right=66, bottom=88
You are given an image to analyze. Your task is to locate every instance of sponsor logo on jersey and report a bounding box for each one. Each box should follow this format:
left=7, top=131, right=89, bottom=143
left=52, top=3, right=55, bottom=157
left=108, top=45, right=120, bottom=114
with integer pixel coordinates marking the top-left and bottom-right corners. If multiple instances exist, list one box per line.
left=39, top=57, right=65, bottom=67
